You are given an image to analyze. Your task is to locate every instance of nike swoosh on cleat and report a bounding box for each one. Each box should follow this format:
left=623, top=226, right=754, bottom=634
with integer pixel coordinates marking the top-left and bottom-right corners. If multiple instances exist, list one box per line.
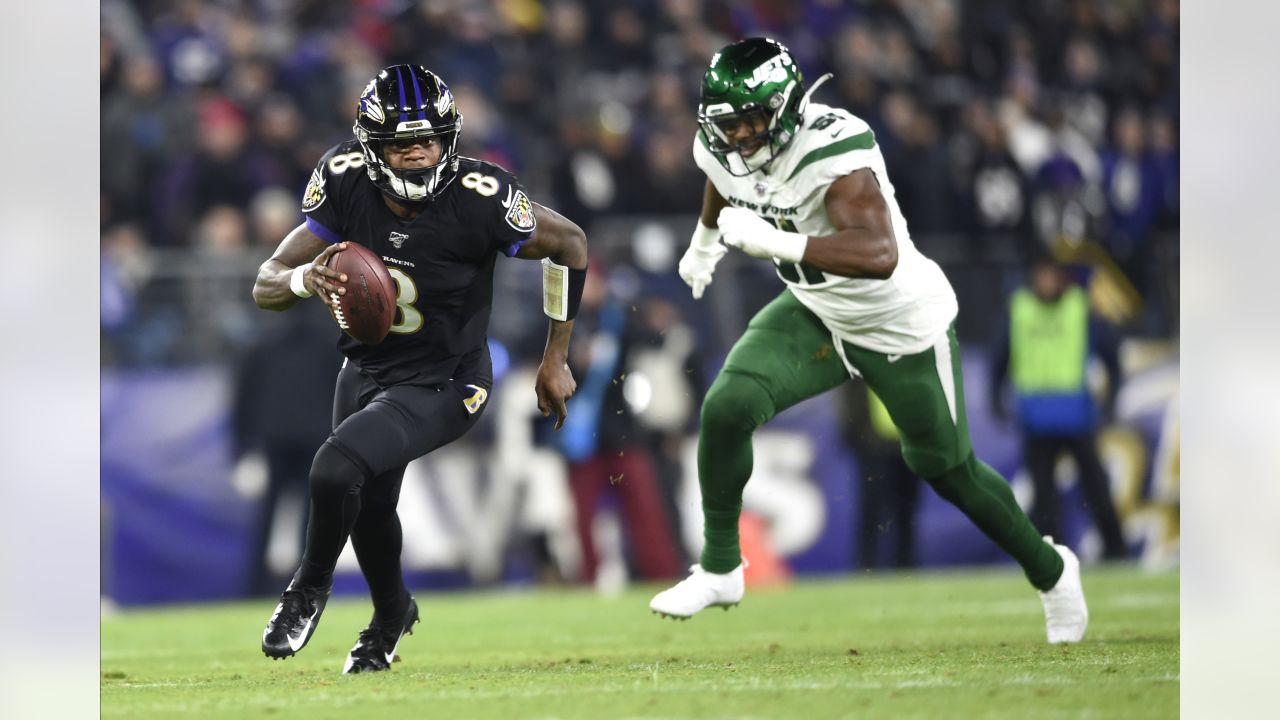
left=286, top=606, right=322, bottom=652
left=287, top=620, right=311, bottom=652
left=385, top=625, right=413, bottom=664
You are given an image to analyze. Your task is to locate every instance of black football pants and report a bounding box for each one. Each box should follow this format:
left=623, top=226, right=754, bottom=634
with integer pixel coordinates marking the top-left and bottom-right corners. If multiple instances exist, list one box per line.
left=292, top=361, right=488, bottom=619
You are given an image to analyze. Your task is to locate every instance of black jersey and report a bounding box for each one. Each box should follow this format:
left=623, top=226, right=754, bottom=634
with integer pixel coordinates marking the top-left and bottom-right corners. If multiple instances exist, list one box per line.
left=299, top=141, right=537, bottom=388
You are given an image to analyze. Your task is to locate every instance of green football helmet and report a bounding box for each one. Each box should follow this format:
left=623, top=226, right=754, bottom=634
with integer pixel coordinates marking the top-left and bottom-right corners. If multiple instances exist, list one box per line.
left=698, top=38, right=828, bottom=176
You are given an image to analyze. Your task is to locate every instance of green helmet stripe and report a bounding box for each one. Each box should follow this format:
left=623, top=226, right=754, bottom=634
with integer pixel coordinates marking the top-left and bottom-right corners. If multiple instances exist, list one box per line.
left=786, top=129, right=876, bottom=181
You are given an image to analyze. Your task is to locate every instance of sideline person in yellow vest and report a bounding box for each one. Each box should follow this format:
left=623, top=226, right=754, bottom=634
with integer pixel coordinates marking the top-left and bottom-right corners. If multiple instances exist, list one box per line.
left=990, top=256, right=1127, bottom=560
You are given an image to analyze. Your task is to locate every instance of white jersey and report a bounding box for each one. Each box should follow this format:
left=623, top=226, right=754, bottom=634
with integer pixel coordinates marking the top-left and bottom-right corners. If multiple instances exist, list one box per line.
left=693, top=102, right=958, bottom=355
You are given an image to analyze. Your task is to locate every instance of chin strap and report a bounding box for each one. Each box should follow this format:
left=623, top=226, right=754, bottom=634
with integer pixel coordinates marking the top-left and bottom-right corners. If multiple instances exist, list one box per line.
left=797, top=72, right=834, bottom=118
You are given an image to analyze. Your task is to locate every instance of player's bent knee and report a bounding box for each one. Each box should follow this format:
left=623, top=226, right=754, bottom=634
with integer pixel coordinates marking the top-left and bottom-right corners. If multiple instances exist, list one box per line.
left=701, top=371, right=776, bottom=436
left=309, top=440, right=371, bottom=499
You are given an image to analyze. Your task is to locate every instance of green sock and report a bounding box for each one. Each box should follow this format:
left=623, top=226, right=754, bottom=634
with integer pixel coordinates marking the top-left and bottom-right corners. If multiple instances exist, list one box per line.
left=928, top=454, right=1064, bottom=591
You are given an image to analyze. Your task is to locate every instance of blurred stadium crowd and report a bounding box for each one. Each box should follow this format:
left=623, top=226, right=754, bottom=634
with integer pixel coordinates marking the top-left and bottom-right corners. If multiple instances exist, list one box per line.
left=102, top=0, right=1179, bottom=365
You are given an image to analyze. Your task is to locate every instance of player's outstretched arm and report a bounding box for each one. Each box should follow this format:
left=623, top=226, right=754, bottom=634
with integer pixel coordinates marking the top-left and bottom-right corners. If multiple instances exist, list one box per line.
left=515, top=203, right=588, bottom=429
left=252, top=223, right=349, bottom=311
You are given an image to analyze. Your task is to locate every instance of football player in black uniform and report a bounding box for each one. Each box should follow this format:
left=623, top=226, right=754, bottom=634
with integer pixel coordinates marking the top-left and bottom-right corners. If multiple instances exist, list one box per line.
left=251, top=65, right=587, bottom=673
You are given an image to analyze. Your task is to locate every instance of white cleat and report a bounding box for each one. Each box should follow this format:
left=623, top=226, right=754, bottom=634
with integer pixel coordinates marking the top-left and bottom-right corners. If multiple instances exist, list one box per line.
left=649, top=562, right=746, bottom=619
left=1039, top=537, right=1088, bottom=644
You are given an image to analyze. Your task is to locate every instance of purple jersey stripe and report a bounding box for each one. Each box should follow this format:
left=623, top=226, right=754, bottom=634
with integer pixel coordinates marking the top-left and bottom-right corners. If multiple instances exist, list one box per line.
left=409, top=68, right=427, bottom=121
left=306, top=216, right=342, bottom=244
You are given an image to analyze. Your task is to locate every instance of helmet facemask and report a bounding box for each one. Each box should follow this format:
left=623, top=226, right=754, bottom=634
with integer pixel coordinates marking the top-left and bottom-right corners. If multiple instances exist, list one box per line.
left=699, top=81, right=797, bottom=176
left=355, top=122, right=462, bottom=204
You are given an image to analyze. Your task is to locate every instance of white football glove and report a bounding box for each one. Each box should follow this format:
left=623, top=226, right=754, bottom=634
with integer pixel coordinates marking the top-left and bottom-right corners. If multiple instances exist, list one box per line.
left=718, top=206, right=808, bottom=264
left=678, top=222, right=728, bottom=300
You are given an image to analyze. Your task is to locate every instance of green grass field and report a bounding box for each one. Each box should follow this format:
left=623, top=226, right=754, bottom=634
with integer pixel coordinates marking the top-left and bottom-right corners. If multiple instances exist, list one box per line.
left=102, top=565, right=1178, bottom=719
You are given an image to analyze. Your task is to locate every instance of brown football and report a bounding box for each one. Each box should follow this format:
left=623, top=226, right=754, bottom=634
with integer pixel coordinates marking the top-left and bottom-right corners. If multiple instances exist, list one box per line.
left=323, top=242, right=397, bottom=344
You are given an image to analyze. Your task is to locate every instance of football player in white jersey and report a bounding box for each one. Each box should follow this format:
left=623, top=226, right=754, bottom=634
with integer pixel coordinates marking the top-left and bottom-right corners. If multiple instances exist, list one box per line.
left=649, top=38, right=1088, bottom=645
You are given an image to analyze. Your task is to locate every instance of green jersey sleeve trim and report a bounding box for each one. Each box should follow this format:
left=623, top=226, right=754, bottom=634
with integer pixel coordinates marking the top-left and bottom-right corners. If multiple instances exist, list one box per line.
left=786, top=129, right=876, bottom=181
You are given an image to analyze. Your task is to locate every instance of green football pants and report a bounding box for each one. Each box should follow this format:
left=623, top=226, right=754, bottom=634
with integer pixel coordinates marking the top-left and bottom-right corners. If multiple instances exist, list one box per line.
left=697, top=289, right=1063, bottom=590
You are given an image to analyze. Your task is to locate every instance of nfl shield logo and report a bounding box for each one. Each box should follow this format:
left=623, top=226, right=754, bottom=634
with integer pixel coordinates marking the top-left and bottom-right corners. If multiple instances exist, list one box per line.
left=754, top=182, right=768, bottom=197
left=388, top=231, right=409, bottom=249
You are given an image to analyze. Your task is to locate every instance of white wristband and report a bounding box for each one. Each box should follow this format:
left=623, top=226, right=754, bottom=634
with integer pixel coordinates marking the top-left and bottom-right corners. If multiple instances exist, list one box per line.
left=289, top=263, right=314, bottom=298
left=690, top=220, right=721, bottom=251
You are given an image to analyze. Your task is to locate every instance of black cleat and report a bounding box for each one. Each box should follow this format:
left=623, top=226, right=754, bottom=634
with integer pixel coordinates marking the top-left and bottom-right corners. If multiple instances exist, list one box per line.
left=343, top=597, right=420, bottom=674
left=262, top=583, right=331, bottom=659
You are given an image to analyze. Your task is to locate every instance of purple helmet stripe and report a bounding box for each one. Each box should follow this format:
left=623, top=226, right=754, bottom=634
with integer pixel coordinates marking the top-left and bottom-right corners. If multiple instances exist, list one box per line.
left=409, top=68, right=427, bottom=121
left=394, top=66, right=408, bottom=118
